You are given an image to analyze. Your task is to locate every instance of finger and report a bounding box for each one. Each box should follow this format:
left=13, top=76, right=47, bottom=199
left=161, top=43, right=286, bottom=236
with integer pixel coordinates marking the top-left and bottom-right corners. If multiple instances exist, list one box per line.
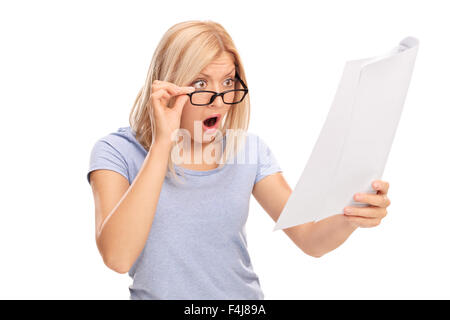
left=152, top=85, right=181, bottom=97
left=344, top=206, right=387, bottom=219
left=372, top=180, right=390, bottom=194
left=152, top=81, right=195, bottom=96
left=345, top=215, right=382, bottom=228
left=151, top=89, right=171, bottom=103
left=354, top=192, right=391, bottom=208
left=172, top=94, right=190, bottom=113
left=152, top=80, right=181, bottom=92
left=150, top=90, right=171, bottom=111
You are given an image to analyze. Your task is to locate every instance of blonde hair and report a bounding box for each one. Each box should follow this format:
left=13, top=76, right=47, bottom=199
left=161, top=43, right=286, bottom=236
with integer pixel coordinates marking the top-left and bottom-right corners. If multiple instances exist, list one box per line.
left=129, top=20, right=250, bottom=183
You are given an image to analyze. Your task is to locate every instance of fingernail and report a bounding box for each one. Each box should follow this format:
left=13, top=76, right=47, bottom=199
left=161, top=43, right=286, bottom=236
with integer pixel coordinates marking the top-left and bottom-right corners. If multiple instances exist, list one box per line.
left=344, top=207, right=352, bottom=214
left=374, top=183, right=380, bottom=189
left=354, top=193, right=360, bottom=200
left=185, top=86, right=195, bottom=91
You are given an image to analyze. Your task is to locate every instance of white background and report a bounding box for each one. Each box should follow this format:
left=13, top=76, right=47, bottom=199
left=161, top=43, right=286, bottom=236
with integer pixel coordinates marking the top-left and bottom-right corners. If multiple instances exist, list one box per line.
left=1, top=0, right=448, bottom=299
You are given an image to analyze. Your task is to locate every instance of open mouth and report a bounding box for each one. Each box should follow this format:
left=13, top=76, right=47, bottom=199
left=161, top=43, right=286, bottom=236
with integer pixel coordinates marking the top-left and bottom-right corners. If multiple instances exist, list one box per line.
left=202, top=114, right=221, bottom=129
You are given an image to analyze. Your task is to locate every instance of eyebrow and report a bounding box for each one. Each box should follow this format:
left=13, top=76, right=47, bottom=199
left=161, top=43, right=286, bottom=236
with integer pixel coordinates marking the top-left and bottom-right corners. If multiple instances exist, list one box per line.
left=198, top=68, right=236, bottom=78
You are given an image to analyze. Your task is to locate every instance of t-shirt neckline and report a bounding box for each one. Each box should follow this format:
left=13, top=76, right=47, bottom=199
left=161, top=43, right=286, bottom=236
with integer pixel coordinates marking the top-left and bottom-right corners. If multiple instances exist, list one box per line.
left=173, top=163, right=225, bottom=176
left=173, top=134, right=227, bottom=176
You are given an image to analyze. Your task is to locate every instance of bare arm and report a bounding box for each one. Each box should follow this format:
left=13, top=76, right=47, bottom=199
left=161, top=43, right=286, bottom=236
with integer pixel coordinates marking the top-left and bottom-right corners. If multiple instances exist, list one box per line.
left=252, top=172, right=357, bottom=258
left=89, top=81, right=196, bottom=273
left=253, top=173, right=390, bottom=257
left=90, top=139, right=172, bottom=273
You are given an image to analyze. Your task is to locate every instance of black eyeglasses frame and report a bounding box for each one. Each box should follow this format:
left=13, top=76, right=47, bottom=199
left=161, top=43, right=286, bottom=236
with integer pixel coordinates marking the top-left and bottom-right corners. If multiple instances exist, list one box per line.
left=185, top=70, right=248, bottom=106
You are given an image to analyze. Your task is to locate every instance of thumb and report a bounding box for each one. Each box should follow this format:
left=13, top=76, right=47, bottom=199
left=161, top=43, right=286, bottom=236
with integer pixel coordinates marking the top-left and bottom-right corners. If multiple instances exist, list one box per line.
left=173, top=94, right=190, bottom=114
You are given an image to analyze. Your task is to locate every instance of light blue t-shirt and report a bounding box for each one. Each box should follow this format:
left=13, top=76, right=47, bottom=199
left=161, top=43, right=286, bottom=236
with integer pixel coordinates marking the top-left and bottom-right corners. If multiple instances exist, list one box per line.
left=86, top=126, right=282, bottom=300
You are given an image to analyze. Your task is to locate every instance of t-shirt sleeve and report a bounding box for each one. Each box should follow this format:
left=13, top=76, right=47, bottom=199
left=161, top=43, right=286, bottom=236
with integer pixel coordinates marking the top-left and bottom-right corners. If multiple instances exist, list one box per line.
left=254, top=136, right=282, bottom=184
left=87, top=138, right=130, bottom=185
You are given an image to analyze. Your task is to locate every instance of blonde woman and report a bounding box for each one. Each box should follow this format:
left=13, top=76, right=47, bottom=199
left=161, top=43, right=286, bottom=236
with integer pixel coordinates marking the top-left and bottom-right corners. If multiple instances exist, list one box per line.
left=87, top=20, right=391, bottom=300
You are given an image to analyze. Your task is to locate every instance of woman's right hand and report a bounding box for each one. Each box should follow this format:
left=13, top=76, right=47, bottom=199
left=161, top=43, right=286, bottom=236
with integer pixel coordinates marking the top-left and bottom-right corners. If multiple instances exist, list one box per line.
left=148, top=80, right=195, bottom=143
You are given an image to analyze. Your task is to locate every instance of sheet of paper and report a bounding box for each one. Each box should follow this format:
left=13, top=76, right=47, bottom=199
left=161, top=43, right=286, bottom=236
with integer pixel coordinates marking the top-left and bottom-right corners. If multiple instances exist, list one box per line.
left=274, top=37, right=419, bottom=231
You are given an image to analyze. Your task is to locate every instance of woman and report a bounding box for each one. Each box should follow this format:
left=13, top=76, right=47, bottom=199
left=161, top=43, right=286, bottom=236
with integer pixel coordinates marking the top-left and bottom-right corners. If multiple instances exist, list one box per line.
left=87, top=20, right=391, bottom=300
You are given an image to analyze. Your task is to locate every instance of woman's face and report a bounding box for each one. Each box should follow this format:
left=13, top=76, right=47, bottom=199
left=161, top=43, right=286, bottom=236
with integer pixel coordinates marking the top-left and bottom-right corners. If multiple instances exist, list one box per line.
left=179, top=52, right=236, bottom=144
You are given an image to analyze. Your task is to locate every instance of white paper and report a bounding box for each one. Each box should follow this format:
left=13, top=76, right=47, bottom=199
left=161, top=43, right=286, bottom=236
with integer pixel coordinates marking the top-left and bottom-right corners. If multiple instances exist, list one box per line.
left=273, top=37, right=419, bottom=231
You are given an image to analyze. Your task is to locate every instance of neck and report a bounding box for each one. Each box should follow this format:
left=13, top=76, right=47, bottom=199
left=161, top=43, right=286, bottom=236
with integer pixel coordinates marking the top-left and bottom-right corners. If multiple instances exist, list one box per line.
left=175, top=137, right=222, bottom=166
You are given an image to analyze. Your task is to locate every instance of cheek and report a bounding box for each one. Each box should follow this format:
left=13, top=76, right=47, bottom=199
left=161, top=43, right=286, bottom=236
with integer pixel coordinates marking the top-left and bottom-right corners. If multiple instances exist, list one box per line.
left=180, top=105, right=201, bottom=129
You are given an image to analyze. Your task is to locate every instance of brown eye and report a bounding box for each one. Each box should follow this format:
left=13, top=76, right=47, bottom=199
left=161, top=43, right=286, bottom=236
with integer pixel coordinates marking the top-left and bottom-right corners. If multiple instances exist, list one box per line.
left=224, top=78, right=235, bottom=87
left=193, top=80, right=206, bottom=89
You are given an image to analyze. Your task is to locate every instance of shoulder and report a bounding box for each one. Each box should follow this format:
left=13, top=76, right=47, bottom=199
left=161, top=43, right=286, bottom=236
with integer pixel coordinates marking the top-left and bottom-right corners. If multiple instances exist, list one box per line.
left=100, top=126, right=138, bottom=148
left=95, top=126, right=145, bottom=155
left=244, top=131, right=282, bottom=183
left=227, top=131, right=277, bottom=166
left=87, top=126, right=144, bottom=184
left=89, top=126, right=146, bottom=168
left=243, top=131, right=274, bottom=155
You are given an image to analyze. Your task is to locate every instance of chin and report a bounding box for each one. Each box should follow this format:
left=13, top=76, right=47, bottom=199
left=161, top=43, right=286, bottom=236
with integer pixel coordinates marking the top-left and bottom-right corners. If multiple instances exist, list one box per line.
left=191, top=133, right=216, bottom=144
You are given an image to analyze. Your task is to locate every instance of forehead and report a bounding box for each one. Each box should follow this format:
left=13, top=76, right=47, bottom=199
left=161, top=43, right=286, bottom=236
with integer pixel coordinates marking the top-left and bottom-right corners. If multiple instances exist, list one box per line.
left=199, top=52, right=235, bottom=76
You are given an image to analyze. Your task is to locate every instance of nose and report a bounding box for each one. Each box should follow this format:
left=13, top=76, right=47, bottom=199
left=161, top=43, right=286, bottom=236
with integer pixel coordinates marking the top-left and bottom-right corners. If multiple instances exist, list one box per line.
left=209, top=97, right=223, bottom=108
left=208, top=89, right=226, bottom=108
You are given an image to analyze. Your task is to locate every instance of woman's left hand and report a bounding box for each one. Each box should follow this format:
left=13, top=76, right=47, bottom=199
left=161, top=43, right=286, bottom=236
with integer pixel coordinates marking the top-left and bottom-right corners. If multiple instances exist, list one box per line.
left=343, top=180, right=391, bottom=228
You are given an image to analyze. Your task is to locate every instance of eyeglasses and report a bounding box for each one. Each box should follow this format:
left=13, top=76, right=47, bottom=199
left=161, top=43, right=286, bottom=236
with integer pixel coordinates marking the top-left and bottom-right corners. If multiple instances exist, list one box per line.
left=186, top=71, right=249, bottom=106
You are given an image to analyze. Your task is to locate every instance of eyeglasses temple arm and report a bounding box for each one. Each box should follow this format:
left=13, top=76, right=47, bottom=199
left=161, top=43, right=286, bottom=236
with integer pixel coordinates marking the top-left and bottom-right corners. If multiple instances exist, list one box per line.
left=235, top=71, right=248, bottom=90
